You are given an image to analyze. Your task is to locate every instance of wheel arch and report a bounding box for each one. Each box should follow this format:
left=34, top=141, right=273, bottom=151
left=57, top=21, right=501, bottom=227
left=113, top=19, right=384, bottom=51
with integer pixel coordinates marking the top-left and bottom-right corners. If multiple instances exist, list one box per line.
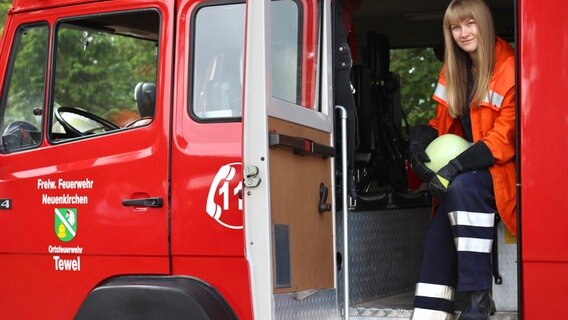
left=75, top=275, right=238, bottom=320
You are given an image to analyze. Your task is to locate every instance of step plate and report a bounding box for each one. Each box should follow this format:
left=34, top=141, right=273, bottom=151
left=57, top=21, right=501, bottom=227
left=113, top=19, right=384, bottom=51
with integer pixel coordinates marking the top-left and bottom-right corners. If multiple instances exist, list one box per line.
left=349, top=306, right=518, bottom=320
left=349, top=293, right=518, bottom=320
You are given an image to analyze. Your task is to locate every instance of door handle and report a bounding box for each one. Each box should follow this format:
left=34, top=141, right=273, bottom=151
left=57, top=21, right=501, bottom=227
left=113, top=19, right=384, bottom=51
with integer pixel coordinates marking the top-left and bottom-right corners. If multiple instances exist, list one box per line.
left=319, top=183, right=332, bottom=213
left=122, top=197, right=163, bottom=208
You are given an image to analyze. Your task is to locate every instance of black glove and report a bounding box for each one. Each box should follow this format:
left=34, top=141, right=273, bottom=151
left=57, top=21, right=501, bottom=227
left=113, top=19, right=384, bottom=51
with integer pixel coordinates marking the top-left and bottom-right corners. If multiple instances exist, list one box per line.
left=428, top=141, right=495, bottom=200
left=409, top=125, right=438, bottom=182
left=429, top=160, right=462, bottom=200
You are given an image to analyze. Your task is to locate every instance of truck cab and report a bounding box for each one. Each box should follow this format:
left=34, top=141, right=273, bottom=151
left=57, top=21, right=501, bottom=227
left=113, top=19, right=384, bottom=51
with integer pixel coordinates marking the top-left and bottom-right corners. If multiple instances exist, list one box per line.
left=0, top=0, right=565, bottom=319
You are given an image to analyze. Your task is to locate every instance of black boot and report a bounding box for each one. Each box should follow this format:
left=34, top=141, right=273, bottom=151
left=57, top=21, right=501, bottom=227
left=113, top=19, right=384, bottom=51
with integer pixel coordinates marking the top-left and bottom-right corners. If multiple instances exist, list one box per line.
left=458, top=290, right=496, bottom=320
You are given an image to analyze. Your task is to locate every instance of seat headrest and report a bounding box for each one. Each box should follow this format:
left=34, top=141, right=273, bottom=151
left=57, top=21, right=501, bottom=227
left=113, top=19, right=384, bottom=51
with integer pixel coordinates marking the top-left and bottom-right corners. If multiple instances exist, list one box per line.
left=3, top=120, right=39, bottom=135
left=366, top=32, right=390, bottom=80
left=2, top=120, right=40, bottom=149
left=134, top=82, right=156, bottom=118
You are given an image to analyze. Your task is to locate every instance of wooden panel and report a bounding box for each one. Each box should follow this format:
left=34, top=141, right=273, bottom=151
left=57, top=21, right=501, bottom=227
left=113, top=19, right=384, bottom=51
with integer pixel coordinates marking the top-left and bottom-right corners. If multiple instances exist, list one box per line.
left=269, top=117, right=334, bottom=293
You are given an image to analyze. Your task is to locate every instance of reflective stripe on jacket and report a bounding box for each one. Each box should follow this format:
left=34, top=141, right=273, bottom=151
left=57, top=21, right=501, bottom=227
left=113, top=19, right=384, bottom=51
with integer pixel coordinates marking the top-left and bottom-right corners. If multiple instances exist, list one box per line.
left=428, top=37, right=517, bottom=235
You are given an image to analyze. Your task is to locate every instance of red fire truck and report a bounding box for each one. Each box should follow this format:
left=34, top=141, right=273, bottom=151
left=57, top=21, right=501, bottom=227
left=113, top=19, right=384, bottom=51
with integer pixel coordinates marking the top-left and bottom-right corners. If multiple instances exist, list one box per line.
left=0, top=0, right=562, bottom=319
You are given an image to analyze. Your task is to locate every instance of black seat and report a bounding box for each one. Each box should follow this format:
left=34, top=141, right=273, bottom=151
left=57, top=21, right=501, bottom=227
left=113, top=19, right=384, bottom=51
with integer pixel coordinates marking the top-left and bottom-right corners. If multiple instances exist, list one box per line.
left=366, top=32, right=390, bottom=81
left=352, top=32, right=409, bottom=195
left=2, top=120, right=40, bottom=150
left=351, top=65, right=374, bottom=161
left=366, top=32, right=404, bottom=134
left=352, top=32, right=391, bottom=160
left=367, top=32, right=403, bottom=135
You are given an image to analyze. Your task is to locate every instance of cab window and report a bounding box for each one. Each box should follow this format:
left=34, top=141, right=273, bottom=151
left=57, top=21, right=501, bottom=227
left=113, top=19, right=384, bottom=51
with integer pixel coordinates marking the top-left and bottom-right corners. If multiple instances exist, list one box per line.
left=190, top=0, right=306, bottom=122
left=191, top=2, right=245, bottom=121
left=0, top=24, right=48, bottom=153
left=271, top=0, right=302, bottom=105
left=50, top=10, right=159, bottom=140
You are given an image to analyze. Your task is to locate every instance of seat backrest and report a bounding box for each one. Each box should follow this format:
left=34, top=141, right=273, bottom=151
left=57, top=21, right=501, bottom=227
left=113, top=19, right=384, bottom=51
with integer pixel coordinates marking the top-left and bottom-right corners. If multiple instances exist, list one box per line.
left=351, top=32, right=392, bottom=156
left=363, top=33, right=409, bottom=192
left=134, top=82, right=156, bottom=118
left=366, top=32, right=390, bottom=81
left=2, top=120, right=40, bottom=150
left=351, top=64, right=375, bottom=155
left=366, top=32, right=404, bottom=135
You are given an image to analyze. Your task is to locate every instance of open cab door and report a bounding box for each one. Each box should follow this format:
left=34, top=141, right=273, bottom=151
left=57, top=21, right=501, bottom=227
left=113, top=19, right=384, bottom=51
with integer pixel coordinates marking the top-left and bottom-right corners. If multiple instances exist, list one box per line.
left=243, top=0, right=336, bottom=317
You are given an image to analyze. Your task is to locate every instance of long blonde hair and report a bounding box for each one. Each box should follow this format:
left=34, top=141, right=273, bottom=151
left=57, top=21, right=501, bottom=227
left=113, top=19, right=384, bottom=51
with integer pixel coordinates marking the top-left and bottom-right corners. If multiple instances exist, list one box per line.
left=443, top=0, right=495, bottom=117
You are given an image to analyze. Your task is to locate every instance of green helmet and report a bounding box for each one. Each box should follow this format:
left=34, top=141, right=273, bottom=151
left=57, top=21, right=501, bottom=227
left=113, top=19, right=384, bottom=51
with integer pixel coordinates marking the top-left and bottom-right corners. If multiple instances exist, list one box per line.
left=425, top=134, right=471, bottom=172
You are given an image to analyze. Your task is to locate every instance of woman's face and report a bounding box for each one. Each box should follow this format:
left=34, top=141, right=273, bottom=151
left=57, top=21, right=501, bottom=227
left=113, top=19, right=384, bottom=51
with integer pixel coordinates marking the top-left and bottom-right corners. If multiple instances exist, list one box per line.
left=450, top=18, right=478, bottom=54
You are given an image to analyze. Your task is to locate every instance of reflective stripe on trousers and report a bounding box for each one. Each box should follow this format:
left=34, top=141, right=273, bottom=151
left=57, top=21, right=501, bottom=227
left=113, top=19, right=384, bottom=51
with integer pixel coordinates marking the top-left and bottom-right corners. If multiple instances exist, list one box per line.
left=412, top=170, right=496, bottom=318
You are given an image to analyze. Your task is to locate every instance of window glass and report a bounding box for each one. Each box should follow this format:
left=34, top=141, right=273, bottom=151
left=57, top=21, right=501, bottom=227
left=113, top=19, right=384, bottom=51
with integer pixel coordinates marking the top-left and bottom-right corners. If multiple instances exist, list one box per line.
left=192, top=3, right=245, bottom=120
left=271, top=0, right=301, bottom=105
left=191, top=0, right=314, bottom=120
left=0, top=24, right=48, bottom=152
left=51, top=10, right=159, bottom=140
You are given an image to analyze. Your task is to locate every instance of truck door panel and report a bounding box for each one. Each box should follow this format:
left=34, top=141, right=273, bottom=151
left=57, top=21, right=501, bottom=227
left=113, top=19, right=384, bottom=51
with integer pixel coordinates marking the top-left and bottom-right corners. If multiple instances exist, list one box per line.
left=0, top=3, right=174, bottom=318
left=171, top=1, right=245, bottom=259
left=169, top=1, right=252, bottom=319
left=243, top=1, right=334, bottom=316
left=269, top=116, right=334, bottom=292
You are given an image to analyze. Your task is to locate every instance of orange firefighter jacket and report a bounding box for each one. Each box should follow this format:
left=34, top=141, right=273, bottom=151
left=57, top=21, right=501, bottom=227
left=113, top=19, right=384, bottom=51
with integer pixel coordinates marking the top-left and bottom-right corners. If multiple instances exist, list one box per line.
left=428, top=37, right=517, bottom=235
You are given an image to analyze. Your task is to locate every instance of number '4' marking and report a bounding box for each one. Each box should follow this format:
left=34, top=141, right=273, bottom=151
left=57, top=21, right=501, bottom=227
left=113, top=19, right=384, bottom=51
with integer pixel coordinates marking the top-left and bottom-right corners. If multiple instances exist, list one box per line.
left=0, top=199, right=11, bottom=209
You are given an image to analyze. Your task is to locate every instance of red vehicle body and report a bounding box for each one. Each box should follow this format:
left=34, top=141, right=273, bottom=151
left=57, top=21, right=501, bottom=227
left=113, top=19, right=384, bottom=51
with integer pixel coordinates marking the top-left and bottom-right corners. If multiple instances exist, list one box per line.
left=518, top=0, right=568, bottom=318
left=0, top=0, right=564, bottom=319
left=0, top=1, right=251, bottom=319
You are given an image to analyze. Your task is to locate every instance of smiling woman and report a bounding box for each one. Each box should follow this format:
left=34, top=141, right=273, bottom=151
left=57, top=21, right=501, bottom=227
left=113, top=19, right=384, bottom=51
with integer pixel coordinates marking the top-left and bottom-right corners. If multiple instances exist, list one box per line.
left=450, top=19, right=479, bottom=53
left=408, top=1, right=516, bottom=319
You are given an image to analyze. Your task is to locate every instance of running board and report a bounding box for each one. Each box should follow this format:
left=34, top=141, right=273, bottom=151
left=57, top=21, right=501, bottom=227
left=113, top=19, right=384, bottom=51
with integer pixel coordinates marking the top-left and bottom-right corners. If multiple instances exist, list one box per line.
left=348, top=294, right=518, bottom=320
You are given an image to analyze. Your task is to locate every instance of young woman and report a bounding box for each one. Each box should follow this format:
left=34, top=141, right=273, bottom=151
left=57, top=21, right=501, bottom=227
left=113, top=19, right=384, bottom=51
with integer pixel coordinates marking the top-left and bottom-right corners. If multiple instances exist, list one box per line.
left=408, top=0, right=516, bottom=319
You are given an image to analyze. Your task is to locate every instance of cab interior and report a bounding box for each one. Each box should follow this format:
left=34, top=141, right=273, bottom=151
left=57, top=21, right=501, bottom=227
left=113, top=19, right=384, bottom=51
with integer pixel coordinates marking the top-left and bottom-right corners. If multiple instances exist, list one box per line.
left=337, top=0, right=518, bottom=317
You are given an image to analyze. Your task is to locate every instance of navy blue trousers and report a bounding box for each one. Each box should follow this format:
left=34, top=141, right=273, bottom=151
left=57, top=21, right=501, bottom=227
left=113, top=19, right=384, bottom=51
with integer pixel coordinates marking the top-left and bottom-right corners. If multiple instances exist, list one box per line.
left=412, top=170, right=496, bottom=319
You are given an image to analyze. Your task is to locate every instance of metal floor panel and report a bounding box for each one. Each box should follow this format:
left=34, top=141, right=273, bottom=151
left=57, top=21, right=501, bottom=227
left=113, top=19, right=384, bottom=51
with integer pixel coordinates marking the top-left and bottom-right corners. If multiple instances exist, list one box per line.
left=349, top=293, right=518, bottom=320
left=338, top=208, right=519, bottom=312
left=275, top=289, right=339, bottom=320
left=336, top=208, right=431, bottom=305
left=349, top=292, right=413, bottom=319
left=493, top=223, right=518, bottom=311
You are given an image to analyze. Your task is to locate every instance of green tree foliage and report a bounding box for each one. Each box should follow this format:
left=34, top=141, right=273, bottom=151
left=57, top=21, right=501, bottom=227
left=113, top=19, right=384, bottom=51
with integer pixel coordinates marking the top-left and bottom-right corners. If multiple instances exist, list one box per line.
left=54, top=27, right=157, bottom=115
left=3, top=24, right=48, bottom=127
left=0, top=1, right=10, bottom=34
left=2, top=10, right=158, bottom=131
left=390, top=48, right=442, bottom=127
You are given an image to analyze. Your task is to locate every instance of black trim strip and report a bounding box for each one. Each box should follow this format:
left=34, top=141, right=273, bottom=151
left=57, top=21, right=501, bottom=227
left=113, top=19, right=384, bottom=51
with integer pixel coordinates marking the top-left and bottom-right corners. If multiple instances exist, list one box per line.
left=268, top=131, right=334, bottom=158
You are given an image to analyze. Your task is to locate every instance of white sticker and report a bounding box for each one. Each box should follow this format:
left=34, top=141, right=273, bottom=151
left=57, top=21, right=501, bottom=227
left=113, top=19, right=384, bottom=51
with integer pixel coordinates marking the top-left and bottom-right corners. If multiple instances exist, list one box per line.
left=206, top=162, right=243, bottom=229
